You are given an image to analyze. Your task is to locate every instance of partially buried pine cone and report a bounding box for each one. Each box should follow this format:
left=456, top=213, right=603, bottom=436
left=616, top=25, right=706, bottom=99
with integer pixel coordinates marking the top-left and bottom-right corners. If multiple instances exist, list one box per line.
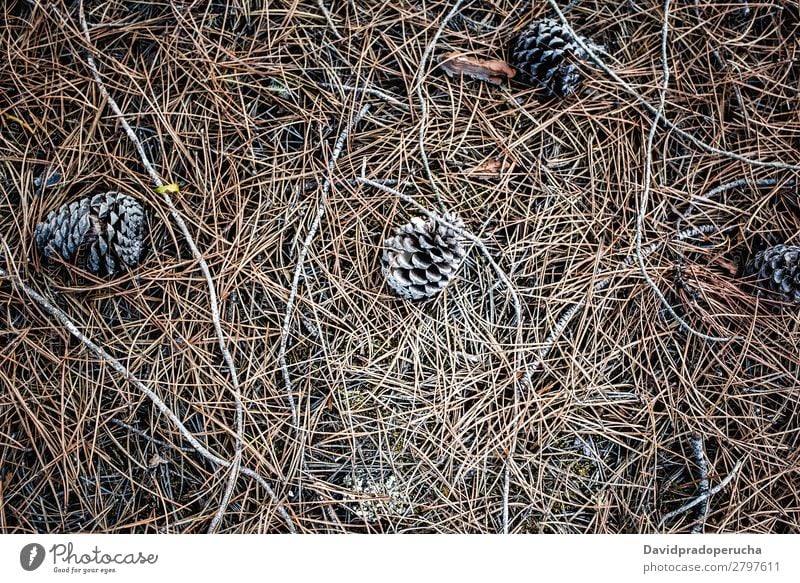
left=381, top=212, right=466, bottom=300
left=508, top=18, right=597, bottom=98
left=34, top=191, right=148, bottom=276
left=744, top=244, right=800, bottom=305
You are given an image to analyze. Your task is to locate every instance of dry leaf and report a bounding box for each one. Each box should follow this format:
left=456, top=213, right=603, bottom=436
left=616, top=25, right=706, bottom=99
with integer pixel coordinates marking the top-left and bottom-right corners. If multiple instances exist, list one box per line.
left=148, top=452, right=168, bottom=468
left=467, top=158, right=514, bottom=178
left=439, top=52, right=517, bottom=86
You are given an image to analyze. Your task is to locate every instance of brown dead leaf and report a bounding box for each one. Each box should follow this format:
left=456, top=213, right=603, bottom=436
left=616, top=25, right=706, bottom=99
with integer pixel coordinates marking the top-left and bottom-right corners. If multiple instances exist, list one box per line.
left=148, top=452, right=168, bottom=468
left=467, top=158, right=514, bottom=178
left=439, top=52, right=517, bottom=86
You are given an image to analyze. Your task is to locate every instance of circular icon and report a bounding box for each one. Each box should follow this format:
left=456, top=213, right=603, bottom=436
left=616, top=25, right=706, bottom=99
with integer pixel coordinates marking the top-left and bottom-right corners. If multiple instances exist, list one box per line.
left=20, top=543, right=46, bottom=571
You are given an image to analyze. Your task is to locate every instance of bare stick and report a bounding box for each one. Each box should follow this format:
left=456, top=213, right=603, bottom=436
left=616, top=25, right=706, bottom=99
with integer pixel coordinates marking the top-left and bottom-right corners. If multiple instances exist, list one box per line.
left=677, top=178, right=796, bottom=232
left=317, top=83, right=410, bottom=112
left=415, top=0, right=466, bottom=210
left=524, top=300, right=587, bottom=380
left=110, top=419, right=195, bottom=452
left=633, top=0, right=736, bottom=343
left=546, top=0, right=800, bottom=172
left=658, top=460, right=744, bottom=530
left=301, top=176, right=401, bottom=192
left=279, top=103, right=372, bottom=429
left=501, top=380, right=522, bottom=535
left=317, top=0, right=344, bottom=41
left=502, top=460, right=511, bottom=534
left=209, top=292, right=241, bottom=532
left=77, top=3, right=243, bottom=532
left=0, top=265, right=296, bottom=532
left=690, top=436, right=710, bottom=534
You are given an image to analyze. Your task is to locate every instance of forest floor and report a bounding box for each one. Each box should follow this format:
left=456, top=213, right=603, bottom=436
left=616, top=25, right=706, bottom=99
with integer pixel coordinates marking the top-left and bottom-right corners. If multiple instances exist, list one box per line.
left=1, top=0, right=799, bottom=533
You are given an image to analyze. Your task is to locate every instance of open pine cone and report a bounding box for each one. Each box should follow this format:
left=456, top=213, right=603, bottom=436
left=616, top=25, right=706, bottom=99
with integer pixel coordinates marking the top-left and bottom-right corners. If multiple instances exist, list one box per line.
left=744, top=244, right=800, bottom=305
left=34, top=191, right=148, bottom=276
left=508, top=18, right=598, bottom=98
left=381, top=212, right=466, bottom=300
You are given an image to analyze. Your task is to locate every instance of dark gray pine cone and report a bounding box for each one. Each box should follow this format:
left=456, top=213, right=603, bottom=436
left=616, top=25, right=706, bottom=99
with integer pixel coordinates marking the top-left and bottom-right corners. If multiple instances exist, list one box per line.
left=745, top=244, right=800, bottom=304
left=508, top=18, right=595, bottom=98
left=34, top=191, right=148, bottom=275
left=381, top=212, right=467, bottom=300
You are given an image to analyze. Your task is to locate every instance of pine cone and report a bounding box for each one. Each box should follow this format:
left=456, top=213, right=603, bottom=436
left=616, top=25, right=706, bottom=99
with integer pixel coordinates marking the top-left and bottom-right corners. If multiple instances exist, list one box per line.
left=381, top=212, right=466, bottom=300
left=508, top=18, right=596, bottom=98
left=34, top=191, right=148, bottom=275
left=744, top=244, right=800, bottom=304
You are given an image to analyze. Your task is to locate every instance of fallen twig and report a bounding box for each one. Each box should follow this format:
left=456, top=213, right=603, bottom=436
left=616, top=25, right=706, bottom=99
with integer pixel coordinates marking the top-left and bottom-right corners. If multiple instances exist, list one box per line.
left=110, top=419, right=196, bottom=453
left=317, top=0, right=344, bottom=41
left=677, top=177, right=797, bottom=233
left=632, top=0, right=736, bottom=343
left=318, top=83, right=410, bottom=112
left=77, top=2, right=244, bottom=533
left=546, top=0, right=800, bottom=173
left=502, top=458, right=511, bottom=534
left=0, top=264, right=296, bottom=532
left=279, top=103, right=373, bottom=429
left=658, top=459, right=744, bottom=530
left=690, top=435, right=710, bottom=534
